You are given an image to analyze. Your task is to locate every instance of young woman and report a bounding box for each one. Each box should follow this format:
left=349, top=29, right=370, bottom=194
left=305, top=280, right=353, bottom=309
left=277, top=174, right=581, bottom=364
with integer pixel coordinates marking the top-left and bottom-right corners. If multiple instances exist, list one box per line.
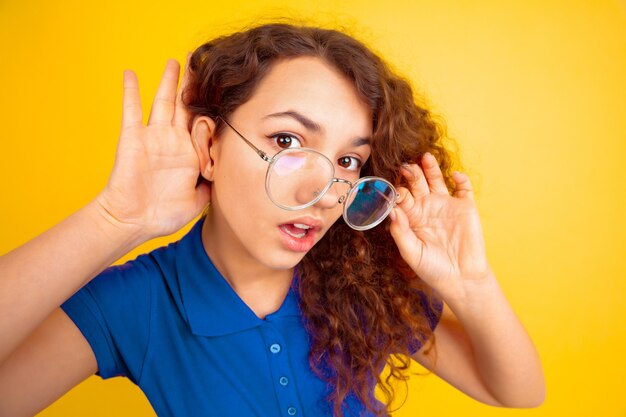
left=0, top=23, right=545, bottom=417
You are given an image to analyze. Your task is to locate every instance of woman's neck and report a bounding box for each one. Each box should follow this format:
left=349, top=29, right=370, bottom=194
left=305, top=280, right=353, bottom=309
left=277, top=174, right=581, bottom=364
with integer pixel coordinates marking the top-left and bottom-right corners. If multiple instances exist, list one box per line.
left=200, top=210, right=294, bottom=319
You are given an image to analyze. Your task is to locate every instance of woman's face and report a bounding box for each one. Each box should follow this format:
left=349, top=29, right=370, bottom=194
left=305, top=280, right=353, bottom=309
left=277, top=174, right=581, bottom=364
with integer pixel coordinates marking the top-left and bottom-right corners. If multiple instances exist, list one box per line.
left=208, top=56, right=372, bottom=270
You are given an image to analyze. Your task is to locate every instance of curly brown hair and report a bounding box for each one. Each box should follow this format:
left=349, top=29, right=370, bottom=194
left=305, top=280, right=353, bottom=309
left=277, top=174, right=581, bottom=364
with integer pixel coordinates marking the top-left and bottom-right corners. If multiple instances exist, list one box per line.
left=184, top=23, right=457, bottom=417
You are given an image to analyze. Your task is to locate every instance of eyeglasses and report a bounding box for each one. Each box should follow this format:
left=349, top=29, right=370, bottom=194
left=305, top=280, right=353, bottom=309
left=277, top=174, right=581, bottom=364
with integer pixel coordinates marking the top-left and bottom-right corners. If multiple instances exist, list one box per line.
left=218, top=117, right=399, bottom=231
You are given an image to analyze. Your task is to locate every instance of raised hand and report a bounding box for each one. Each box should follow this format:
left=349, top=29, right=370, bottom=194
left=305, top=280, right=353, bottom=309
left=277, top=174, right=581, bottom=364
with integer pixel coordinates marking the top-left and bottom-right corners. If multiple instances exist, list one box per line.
left=95, top=55, right=211, bottom=239
left=389, top=153, right=492, bottom=303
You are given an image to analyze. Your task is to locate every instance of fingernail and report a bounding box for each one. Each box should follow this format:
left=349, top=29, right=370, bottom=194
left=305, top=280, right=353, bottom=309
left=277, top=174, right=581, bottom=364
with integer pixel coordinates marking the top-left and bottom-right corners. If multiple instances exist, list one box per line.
left=389, top=208, right=396, bottom=221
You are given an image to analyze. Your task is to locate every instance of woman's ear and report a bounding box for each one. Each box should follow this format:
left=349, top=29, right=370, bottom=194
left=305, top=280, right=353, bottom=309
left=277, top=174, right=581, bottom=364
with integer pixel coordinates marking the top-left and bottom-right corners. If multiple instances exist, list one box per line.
left=191, top=116, right=217, bottom=181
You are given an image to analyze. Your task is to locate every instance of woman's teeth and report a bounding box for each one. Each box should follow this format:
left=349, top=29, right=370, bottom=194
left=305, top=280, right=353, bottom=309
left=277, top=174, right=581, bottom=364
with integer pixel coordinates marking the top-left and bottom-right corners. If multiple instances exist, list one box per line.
left=281, top=224, right=311, bottom=238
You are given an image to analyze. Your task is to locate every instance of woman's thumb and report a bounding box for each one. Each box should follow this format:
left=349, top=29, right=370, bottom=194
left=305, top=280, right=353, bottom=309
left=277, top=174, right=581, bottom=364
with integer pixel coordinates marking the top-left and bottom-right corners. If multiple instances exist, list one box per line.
left=389, top=207, right=421, bottom=270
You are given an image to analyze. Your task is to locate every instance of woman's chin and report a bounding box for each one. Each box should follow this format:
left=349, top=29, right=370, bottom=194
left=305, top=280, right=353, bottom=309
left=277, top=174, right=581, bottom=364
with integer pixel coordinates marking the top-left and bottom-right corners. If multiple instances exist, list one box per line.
left=260, top=250, right=308, bottom=271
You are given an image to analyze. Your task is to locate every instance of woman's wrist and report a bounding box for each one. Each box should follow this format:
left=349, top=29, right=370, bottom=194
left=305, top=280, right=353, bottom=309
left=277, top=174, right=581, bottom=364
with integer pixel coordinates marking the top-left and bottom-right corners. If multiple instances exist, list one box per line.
left=441, top=269, right=499, bottom=316
left=87, top=195, right=153, bottom=250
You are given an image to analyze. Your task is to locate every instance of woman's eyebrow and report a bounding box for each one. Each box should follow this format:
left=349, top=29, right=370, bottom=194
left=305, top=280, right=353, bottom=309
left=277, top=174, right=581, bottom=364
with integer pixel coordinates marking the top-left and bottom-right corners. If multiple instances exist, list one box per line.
left=263, top=110, right=371, bottom=148
left=263, top=110, right=323, bottom=133
left=351, top=137, right=370, bottom=147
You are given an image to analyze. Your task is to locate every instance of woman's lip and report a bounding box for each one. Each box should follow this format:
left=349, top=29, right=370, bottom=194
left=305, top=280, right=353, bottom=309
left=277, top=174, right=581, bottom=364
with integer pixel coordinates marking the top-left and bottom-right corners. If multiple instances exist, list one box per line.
left=278, top=224, right=318, bottom=252
left=280, top=216, right=323, bottom=230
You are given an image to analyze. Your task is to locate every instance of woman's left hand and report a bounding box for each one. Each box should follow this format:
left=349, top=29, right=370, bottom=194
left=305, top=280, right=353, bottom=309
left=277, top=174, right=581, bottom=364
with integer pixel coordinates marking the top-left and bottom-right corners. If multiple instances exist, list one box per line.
left=389, top=152, right=492, bottom=303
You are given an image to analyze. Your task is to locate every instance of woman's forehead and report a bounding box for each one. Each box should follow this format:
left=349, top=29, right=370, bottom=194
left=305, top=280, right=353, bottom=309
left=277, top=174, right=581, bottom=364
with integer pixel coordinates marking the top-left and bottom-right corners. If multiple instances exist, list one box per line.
left=233, top=57, right=373, bottom=136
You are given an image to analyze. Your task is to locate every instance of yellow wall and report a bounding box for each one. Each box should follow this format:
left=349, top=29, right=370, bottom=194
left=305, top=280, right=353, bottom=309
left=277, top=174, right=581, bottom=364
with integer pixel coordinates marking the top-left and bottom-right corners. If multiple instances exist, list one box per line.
left=1, top=0, right=625, bottom=416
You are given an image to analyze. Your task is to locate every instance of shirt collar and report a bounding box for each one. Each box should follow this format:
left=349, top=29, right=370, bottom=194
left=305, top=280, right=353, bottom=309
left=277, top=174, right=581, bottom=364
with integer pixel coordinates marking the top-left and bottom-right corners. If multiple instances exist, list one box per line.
left=174, top=217, right=301, bottom=337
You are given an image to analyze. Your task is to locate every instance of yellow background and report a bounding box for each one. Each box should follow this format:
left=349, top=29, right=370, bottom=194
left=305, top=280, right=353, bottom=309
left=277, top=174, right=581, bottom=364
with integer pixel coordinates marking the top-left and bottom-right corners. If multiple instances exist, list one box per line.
left=1, top=0, right=625, bottom=416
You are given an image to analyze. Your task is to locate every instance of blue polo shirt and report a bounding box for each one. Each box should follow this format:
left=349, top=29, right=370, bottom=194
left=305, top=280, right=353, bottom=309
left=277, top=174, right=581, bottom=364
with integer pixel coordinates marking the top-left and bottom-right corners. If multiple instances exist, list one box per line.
left=60, top=217, right=442, bottom=417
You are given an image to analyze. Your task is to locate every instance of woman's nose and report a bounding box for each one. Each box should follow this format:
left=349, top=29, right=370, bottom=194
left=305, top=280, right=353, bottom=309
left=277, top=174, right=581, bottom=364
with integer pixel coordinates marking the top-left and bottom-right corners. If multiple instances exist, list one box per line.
left=312, top=181, right=346, bottom=209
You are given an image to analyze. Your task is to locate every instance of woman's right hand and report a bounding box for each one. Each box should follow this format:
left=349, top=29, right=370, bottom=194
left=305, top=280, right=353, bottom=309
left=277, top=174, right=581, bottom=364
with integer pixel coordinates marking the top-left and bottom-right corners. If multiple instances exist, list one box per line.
left=95, top=55, right=211, bottom=239
left=0, top=55, right=209, bottom=377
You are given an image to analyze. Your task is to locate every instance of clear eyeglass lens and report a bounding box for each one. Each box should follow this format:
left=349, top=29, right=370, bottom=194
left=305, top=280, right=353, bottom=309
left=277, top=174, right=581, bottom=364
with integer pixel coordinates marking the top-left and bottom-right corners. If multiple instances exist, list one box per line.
left=266, top=149, right=335, bottom=209
left=345, top=178, right=396, bottom=228
left=266, top=149, right=396, bottom=230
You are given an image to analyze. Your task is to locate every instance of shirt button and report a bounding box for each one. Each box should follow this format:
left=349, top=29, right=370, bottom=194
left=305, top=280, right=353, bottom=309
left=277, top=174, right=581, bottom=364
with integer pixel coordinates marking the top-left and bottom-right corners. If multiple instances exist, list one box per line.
left=279, top=376, right=289, bottom=386
left=287, top=406, right=297, bottom=415
left=270, top=343, right=281, bottom=354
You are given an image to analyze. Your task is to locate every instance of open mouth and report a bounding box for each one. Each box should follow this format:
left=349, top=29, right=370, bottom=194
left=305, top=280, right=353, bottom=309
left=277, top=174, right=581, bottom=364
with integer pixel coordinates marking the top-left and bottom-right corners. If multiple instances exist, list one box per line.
left=279, top=223, right=312, bottom=239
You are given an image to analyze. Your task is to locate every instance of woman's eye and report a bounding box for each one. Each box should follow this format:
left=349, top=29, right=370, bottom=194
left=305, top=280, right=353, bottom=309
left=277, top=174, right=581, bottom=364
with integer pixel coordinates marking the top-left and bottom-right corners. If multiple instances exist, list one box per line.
left=338, top=156, right=362, bottom=171
left=272, top=134, right=302, bottom=149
